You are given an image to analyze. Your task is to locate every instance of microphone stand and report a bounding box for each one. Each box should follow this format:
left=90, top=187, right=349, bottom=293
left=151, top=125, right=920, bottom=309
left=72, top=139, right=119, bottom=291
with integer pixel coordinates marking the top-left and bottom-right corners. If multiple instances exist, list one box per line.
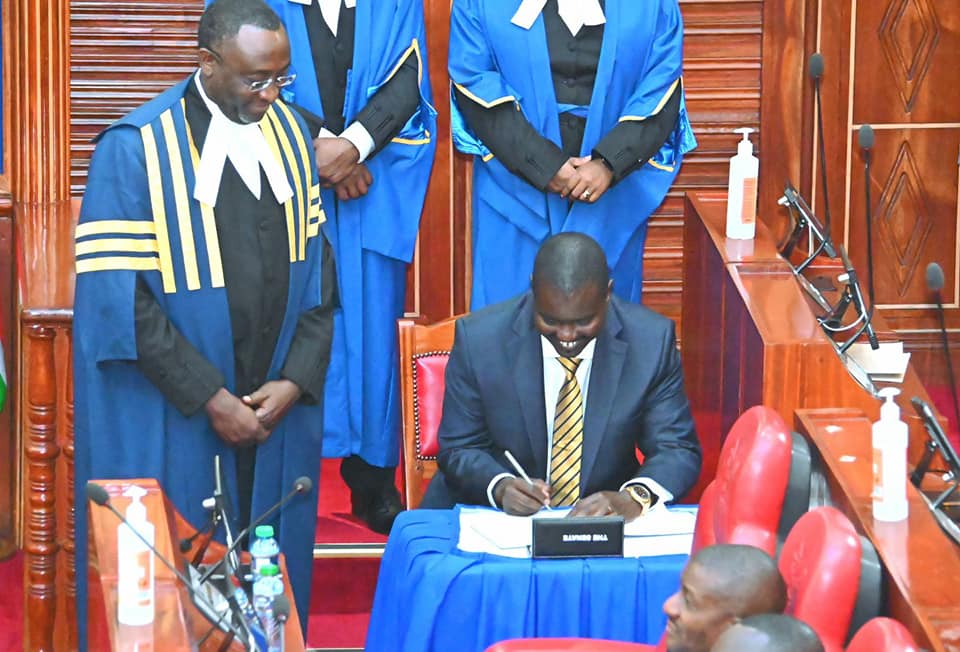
left=197, top=477, right=312, bottom=587
left=778, top=183, right=837, bottom=273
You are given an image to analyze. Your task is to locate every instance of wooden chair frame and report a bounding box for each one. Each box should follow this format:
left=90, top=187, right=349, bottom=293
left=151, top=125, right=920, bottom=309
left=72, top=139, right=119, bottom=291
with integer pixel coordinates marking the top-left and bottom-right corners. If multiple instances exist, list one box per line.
left=398, top=316, right=460, bottom=509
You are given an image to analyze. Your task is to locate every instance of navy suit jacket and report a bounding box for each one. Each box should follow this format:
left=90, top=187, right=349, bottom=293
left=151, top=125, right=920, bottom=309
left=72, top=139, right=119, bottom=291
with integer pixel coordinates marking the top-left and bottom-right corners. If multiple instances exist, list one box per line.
left=421, top=291, right=702, bottom=509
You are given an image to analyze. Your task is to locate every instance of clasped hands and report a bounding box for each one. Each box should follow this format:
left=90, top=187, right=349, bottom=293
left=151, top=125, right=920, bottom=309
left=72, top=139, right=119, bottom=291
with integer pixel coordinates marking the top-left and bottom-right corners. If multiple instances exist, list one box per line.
left=204, top=379, right=302, bottom=448
left=313, top=136, right=373, bottom=201
left=494, top=477, right=646, bottom=522
left=546, top=155, right=614, bottom=204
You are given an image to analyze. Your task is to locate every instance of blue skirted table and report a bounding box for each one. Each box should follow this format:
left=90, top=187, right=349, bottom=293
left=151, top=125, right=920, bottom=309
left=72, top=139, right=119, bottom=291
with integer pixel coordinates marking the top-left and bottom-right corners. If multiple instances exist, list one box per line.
left=365, top=509, right=688, bottom=652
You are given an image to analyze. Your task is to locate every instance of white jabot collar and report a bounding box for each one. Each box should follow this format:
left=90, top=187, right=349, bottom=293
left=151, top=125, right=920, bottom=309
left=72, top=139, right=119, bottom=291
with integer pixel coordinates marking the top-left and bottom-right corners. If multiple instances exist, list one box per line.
left=289, top=0, right=356, bottom=37
left=511, top=0, right=605, bottom=37
left=192, top=73, right=293, bottom=208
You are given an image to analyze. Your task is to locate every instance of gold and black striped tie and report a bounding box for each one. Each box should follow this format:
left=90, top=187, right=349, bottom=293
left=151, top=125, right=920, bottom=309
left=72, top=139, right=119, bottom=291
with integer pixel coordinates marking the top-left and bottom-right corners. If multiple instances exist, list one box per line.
left=550, top=357, right=583, bottom=506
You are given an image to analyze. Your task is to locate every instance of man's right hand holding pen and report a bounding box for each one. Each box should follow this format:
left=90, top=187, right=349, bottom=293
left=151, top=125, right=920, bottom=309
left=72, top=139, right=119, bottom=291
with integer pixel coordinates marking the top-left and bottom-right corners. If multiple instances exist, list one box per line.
left=494, top=450, right=553, bottom=514
left=494, top=477, right=552, bottom=515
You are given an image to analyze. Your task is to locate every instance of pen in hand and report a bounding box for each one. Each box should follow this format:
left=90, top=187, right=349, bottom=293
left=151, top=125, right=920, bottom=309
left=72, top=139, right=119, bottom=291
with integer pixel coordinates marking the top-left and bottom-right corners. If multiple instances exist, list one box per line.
left=504, top=450, right=552, bottom=510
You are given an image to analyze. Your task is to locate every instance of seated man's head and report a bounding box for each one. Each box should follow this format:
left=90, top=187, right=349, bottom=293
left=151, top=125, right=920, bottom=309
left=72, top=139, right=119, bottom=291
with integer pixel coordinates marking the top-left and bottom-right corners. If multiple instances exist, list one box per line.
left=198, top=0, right=292, bottom=124
left=531, top=233, right=612, bottom=358
left=710, top=614, right=824, bottom=652
left=663, top=544, right=787, bottom=652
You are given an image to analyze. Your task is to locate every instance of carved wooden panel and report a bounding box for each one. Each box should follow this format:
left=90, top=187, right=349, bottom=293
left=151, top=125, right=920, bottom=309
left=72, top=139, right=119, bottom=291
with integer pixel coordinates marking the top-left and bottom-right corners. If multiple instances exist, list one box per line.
left=814, top=0, right=960, bottom=337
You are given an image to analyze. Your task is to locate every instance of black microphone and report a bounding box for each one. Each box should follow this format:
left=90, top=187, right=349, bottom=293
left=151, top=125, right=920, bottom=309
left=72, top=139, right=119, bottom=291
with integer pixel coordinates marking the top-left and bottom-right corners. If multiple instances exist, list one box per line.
left=927, top=262, right=960, bottom=433
left=85, top=482, right=249, bottom=645
left=197, top=476, right=313, bottom=586
left=858, top=124, right=877, bottom=310
left=809, top=53, right=833, bottom=245
left=273, top=594, right=291, bottom=652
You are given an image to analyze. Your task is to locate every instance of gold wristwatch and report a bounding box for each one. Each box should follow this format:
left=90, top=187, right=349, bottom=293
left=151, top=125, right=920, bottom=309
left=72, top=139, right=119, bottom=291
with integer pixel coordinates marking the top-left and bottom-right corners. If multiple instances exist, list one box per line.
left=624, top=484, right=653, bottom=514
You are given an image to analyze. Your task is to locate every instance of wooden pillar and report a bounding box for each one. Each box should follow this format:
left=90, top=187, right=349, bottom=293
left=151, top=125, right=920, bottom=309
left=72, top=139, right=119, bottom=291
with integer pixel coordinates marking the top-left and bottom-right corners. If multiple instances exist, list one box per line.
left=8, top=0, right=75, bottom=650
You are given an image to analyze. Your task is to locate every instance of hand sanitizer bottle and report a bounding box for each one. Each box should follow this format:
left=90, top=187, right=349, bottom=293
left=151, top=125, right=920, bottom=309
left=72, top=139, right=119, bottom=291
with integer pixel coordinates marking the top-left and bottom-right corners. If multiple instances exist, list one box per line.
left=872, top=388, right=909, bottom=522
left=117, top=485, right=155, bottom=625
left=725, top=127, right=759, bottom=239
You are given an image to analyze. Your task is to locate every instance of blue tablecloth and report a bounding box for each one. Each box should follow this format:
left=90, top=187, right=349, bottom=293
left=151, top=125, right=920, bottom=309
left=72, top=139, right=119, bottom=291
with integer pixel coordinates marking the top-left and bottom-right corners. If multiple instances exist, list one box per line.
left=365, top=509, right=688, bottom=652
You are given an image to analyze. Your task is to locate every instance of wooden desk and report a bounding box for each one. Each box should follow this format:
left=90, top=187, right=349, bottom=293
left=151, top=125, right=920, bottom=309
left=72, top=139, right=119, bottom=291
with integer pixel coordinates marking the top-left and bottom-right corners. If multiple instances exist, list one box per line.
left=795, top=409, right=960, bottom=652
left=87, top=479, right=305, bottom=651
left=681, top=191, right=945, bottom=493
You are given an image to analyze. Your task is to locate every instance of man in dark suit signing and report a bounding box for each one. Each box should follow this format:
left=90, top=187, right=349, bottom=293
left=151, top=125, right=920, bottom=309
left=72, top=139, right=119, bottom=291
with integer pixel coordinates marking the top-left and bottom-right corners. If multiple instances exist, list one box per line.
left=421, top=232, right=701, bottom=518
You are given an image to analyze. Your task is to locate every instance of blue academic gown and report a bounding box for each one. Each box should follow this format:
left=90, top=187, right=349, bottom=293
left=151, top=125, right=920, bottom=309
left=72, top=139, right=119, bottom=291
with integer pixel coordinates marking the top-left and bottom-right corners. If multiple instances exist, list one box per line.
left=450, top=0, right=697, bottom=308
left=266, top=0, right=437, bottom=467
left=73, top=78, right=326, bottom=642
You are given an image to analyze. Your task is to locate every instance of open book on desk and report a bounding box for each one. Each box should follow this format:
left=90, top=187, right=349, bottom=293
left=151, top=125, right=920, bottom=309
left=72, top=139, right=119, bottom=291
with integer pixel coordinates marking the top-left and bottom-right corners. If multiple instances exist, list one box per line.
left=457, top=505, right=697, bottom=559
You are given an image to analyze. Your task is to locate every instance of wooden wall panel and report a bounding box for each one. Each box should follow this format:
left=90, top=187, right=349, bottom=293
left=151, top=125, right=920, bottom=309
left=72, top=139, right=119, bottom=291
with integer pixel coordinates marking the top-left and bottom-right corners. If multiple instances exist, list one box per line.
left=812, top=0, right=960, bottom=403
left=648, top=0, right=764, bottom=328
left=69, top=3, right=204, bottom=194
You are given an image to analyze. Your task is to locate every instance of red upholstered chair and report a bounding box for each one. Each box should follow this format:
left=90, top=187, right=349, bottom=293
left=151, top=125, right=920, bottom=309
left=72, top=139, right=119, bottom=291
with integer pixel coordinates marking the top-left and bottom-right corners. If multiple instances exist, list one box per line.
left=779, top=507, right=863, bottom=652
left=485, top=638, right=650, bottom=652
left=398, top=316, right=460, bottom=509
left=846, top=618, right=920, bottom=652
left=691, top=405, right=793, bottom=556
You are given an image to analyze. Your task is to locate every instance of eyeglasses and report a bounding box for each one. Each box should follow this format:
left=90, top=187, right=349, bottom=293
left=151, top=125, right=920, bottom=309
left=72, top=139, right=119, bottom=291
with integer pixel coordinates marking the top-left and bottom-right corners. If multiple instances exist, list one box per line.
left=206, top=48, right=297, bottom=93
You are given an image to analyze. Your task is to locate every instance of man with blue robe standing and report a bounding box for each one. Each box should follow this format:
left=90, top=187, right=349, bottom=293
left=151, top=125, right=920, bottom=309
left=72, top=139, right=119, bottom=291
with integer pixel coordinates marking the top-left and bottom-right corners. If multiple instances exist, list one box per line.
left=262, top=0, right=437, bottom=533
left=450, top=0, right=697, bottom=309
left=74, top=0, right=331, bottom=640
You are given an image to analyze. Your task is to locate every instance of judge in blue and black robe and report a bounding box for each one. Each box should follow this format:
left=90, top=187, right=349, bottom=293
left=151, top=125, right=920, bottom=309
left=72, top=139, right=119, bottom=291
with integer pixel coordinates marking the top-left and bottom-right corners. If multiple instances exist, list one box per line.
left=450, top=0, right=697, bottom=308
left=74, top=65, right=330, bottom=639
left=263, top=0, right=436, bottom=532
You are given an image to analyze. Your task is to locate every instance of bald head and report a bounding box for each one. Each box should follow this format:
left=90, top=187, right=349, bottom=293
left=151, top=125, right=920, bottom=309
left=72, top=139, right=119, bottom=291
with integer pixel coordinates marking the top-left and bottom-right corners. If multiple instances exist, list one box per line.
left=690, top=544, right=788, bottom=615
left=532, top=232, right=610, bottom=295
left=664, top=544, right=787, bottom=652
left=711, top=615, right=824, bottom=652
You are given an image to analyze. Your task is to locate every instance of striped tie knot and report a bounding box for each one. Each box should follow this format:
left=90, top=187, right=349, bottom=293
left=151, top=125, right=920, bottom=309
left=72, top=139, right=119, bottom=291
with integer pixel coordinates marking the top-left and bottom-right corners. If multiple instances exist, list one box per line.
left=558, top=356, right=582, bottom=377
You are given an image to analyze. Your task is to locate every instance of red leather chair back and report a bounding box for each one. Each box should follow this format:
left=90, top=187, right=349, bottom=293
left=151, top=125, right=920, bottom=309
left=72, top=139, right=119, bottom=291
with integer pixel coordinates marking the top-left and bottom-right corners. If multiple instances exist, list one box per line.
left=846, top=618, right=920, bottom=652
left=691, top=406, right=792, bottom=555
left=485, top=639, right=651, bottom=651
left=398, top=317, right=459, bottom=509
left=780, top=507, right=862, bottom=652
left=412, top=353, right=447, bottom=458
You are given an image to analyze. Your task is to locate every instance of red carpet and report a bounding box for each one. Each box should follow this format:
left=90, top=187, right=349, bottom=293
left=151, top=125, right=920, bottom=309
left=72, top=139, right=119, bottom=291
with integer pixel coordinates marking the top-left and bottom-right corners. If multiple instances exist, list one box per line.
left=306, top=459, right=392, bottom=648
left=315, top=458, right=389, bottom=545
left=0, top=553, right=23, bottom=652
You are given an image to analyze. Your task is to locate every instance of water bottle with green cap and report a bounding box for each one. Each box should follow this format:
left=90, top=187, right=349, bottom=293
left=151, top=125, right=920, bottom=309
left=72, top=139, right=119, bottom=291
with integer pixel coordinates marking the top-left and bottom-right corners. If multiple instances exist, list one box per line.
left=250, top=524, right=280, bottom=573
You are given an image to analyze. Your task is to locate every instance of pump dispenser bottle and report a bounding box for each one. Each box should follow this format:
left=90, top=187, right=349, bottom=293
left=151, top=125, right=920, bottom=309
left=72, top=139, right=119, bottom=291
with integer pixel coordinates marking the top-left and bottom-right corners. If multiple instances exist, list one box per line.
left=725, top=127, right=759, bottom=239
left=872, top=388, right=909, bottom=522
left=117, top=485, right=156, bottom=625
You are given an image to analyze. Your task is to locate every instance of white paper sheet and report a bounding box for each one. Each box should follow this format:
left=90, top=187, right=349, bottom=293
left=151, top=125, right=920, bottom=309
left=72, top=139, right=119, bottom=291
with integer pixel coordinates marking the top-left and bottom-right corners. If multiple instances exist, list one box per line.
left=457, top=506, right=698, bottom=558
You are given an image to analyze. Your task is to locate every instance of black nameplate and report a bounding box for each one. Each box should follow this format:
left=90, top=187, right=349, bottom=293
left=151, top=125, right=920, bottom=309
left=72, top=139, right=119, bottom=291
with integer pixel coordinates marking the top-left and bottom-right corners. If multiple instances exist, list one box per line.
left=532, top=516, right=624, bottom=558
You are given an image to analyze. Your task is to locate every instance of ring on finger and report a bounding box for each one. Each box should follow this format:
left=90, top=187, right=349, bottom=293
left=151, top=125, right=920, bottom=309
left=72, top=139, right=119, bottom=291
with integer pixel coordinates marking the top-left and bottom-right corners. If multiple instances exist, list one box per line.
left=582, top=189, right=592, bottom=199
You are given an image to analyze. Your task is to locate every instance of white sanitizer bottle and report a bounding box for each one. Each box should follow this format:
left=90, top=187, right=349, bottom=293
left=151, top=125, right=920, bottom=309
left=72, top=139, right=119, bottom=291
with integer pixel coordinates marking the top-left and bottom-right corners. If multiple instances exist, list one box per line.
left=725, top=127, right=759, bottom=239
left=117, top=485, right=156, bottom=625
left=872, top=388, right=909, bottom=522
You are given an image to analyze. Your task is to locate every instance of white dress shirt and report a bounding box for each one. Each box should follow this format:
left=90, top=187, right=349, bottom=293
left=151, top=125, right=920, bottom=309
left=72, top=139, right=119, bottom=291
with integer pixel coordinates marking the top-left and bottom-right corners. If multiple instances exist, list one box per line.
left=290, top=0, right=374, bottom=162
left=511, top=0, right=606, bottom=37
left=486, top=336, right=673, bottom=508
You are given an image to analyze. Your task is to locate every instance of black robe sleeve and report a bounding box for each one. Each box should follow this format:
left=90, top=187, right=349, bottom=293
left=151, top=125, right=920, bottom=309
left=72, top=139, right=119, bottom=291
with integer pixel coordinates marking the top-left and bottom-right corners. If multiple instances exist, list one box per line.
left=453, top=86, right=567, bottom=191
left=592, top=84, right=681, bottom=182
left=134, top=279, right=225, bottom=417
left=279, top=238, right=337, bottom=404
left=354, top=51, right=421, bottom=157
